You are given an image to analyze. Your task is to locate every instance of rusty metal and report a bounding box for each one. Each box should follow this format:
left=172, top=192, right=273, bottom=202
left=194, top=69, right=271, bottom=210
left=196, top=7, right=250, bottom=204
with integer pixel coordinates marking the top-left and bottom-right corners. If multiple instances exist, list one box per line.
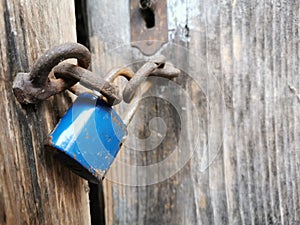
left=13, top=42, right=180, bottom=107
left=67, top=83, right=94, bottom=97
left=104, top=67, right=134, bottom=82
left=63, top=68, right=133, bottom=101
left=13, top=43, right=122, bottom=106
left=53, top=63, right=122, bottom=105
left=54, top=65, right=135, bottom=105
left=122, top=55, right=180, bottom=103
left=150, top=62, right=180, bottom=78
left=13, top=43, right=91, bottom=104
left=122, top=81, right=153, bottom=126
left=130, top=0, right=168, bottom=55
left=99, top=67, right=134, bottom=104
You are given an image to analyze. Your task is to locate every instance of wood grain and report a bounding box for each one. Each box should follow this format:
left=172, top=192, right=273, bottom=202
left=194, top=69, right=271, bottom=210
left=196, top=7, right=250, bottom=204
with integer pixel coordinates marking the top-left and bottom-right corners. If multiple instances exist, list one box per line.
left=0, top=1, right=90, bottom=224
left=87, top=0, right=300, bottom=224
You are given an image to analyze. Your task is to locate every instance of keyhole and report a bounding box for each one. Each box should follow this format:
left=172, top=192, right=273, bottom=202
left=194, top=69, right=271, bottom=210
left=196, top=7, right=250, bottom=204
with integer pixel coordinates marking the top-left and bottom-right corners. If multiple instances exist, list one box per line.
left=139, top=0, right=155, bottom=28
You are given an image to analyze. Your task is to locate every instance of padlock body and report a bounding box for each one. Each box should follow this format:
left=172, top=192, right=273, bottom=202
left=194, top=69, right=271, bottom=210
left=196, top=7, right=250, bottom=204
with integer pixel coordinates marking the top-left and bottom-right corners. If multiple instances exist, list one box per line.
left=46, top=93, right=126, bottom=183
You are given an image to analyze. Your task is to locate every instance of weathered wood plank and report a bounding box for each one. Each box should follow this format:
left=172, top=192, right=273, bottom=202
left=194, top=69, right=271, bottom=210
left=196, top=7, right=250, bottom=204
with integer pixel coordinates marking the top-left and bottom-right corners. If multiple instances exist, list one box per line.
left=0, top=1, right=90, bottom=224
left=87, top=0, right=300, bottom=224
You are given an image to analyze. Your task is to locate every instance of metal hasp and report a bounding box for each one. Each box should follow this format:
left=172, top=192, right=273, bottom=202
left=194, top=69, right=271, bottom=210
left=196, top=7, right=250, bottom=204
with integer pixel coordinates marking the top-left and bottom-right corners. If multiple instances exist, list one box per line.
left=12, top=43, right=121, bottom=105
left=45, top=93, right=127, bottom=184
left=130, top=0, right=168, bottom=55
left=13, top=43, right=91, bottom=104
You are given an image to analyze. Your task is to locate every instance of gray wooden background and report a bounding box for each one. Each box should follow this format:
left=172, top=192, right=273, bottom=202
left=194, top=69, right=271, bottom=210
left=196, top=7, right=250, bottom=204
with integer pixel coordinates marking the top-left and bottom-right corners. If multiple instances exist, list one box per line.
left=86, top=0, right=300, bottom=225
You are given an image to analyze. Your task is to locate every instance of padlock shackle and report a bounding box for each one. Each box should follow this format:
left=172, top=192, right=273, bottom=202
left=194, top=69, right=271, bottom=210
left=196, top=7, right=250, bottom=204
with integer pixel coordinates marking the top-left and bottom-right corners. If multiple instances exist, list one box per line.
left=53, top=63, right=122, bottom=105
left=55, top=66, right=135, bottom=105
left=104, top=67, right=134, bottom=82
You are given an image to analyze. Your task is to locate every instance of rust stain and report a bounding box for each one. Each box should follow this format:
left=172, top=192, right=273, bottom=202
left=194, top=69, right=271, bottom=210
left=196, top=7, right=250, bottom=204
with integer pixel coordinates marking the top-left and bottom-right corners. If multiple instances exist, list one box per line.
left=130, top=0, right=168, bottom=55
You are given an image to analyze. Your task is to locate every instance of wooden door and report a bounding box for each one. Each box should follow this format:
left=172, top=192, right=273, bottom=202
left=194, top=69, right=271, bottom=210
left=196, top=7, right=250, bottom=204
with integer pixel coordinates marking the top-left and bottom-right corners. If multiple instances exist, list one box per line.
left=86, top=1, right=300, bottom=225
left=0, top=1, right=90, bottom=224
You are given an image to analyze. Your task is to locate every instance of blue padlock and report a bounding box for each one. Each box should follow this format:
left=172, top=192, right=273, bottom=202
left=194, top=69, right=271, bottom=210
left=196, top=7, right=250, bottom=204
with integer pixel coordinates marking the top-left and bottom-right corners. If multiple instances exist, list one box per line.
left=12, top=42, right=180, bottom=184
left=44, top=54, right=179, bottom=184
left=46, top=93, right=127, bottom=183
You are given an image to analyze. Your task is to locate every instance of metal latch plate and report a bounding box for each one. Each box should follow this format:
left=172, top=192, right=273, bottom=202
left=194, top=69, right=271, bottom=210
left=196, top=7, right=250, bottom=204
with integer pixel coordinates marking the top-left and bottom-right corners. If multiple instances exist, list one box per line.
left=130, top=0, right=168, bottom=55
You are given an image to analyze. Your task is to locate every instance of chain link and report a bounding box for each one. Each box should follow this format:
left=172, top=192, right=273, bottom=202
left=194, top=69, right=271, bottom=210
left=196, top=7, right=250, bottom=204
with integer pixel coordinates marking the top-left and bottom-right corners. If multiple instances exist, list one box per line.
left=122, top=55, right=180, bottom=103
left=13, top=43, right=180, bottom=106
left=13, top=43, right=90, bottom=104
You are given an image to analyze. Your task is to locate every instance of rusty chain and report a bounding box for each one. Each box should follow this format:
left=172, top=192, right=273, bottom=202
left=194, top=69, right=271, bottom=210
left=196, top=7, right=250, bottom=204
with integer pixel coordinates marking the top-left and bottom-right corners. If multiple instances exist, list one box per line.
left=53, top=63, right=122, bottom=105
left=13, top=43, right=180, bottom=106
left=122, top=55, right=180, bottom=103
left=13, top=43, right=91, bottom=104
left=13, top=43, right=122, bottom=105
